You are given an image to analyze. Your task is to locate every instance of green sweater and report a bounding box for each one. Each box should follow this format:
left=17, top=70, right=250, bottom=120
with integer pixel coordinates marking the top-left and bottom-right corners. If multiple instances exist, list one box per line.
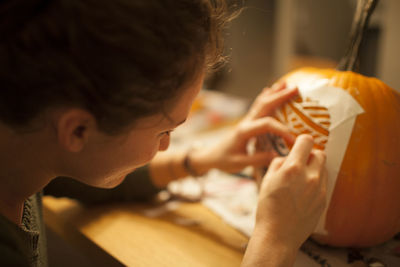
left=0, top=166, right=161, bottom=266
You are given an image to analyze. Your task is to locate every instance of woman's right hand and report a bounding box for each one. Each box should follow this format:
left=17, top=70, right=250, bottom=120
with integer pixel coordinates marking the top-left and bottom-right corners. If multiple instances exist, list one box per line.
left=242, top=134, right=328, bottom=266
left=256, top=134, right=327, bottom=248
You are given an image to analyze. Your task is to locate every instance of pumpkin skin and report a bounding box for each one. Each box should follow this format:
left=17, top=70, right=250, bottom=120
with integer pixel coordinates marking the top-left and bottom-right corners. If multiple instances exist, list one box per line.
left=277, top=67, right=400, bottom=247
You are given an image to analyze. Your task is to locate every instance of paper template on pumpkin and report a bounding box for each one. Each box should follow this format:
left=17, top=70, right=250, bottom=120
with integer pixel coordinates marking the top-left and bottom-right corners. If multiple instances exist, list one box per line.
left=285, top=77, right=365, bottom=235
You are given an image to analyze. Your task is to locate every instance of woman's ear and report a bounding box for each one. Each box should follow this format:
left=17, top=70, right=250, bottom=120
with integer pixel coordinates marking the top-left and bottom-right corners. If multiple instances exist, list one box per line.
left=55, top=109, right=97, bottom=152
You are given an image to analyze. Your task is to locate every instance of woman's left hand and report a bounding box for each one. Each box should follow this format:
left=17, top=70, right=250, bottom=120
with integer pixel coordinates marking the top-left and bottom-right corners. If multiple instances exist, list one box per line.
left=190, top=83, right=299, bottom=174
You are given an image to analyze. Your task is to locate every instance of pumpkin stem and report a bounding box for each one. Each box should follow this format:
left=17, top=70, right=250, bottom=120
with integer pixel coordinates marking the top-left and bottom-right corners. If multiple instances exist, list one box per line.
left=337, top=0, right=379, bottom=71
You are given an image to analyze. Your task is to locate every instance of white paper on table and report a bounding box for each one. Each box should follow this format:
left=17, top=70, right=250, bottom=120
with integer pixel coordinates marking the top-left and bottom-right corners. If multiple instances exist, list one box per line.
left=202, top=170, right=257, bottom=236
left=286, top=78, right=365, bottom=235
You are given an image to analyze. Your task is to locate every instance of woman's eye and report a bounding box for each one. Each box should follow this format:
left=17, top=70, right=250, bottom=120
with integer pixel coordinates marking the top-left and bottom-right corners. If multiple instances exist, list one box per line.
left=160, top=130, right=172, bottom=137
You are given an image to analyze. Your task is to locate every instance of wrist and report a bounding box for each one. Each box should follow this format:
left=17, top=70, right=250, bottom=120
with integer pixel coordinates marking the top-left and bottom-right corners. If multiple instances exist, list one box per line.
left=253, top=225, right=298, bottom=249
left=243, top=227, right=298, bottom=267
left=149, top=151, right=188, bottom=187
left=254, top=219, right=301, bottom=249
left=183, top=147, right=213, bottom=177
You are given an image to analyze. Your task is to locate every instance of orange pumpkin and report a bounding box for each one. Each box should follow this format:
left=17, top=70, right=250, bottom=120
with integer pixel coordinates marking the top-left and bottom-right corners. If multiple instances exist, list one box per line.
left=276, top=67, right=400, bottom=247
left=256, top=0, right=400, bottom=247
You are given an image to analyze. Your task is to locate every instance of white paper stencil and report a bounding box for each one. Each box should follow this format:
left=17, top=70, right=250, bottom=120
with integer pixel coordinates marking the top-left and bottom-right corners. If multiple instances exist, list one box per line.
left=286, top=79, right=365, bottom=235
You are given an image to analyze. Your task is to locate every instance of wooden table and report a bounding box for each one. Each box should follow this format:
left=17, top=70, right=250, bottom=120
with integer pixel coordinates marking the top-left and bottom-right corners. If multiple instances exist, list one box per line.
left=43, top=196, right=249, bottom=267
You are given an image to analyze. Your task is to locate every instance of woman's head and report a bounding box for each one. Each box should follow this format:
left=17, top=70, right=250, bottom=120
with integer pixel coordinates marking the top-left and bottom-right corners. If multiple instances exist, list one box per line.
left=0, top=0, right=232, bottom=134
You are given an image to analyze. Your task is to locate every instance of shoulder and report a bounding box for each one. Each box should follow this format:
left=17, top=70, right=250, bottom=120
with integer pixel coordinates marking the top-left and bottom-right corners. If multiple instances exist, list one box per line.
left=0, top=215, right=30, bottom=266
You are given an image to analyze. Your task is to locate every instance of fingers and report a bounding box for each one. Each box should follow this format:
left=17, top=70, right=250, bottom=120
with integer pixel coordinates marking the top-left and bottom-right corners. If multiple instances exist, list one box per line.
left=308, top=150, right=326, bottom=170
left=266, top=86, right=298, bottom=111
left=271, top=81, right=287, bottom=91
left=308, top=150, right=328, bottom=211
left=285, top=134, right=314, bottom=166
left=263, top=81, right=286, bottom=93
left=247, top=84, right=299, bottom=120
left=308, top=149, right=328, bottom=188
left=258, top=86, right=298, bottom=116
left=268, top=156, right=285, bottom=172
left=320, top=167, right=328, bottom=200
left=238, top=117, right=296, bottom=145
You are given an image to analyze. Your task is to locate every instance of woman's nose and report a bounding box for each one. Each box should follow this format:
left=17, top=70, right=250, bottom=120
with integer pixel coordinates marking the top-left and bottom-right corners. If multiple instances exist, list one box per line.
left=158, top=134, right=170, bottom=151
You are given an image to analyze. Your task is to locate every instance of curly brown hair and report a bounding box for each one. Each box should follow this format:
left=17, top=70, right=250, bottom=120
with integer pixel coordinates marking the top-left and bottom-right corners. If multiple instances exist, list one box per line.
left=0, top=0, right=235, bottom=134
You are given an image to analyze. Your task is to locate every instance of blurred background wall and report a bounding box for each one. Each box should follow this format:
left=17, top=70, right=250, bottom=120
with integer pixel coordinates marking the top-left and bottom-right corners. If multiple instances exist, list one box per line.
left=204, top=0, right=400, bottom=99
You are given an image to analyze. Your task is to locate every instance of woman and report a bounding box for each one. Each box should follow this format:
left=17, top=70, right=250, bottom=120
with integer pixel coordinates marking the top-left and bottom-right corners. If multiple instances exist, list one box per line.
left=0, top=0, right=327, bottom=266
